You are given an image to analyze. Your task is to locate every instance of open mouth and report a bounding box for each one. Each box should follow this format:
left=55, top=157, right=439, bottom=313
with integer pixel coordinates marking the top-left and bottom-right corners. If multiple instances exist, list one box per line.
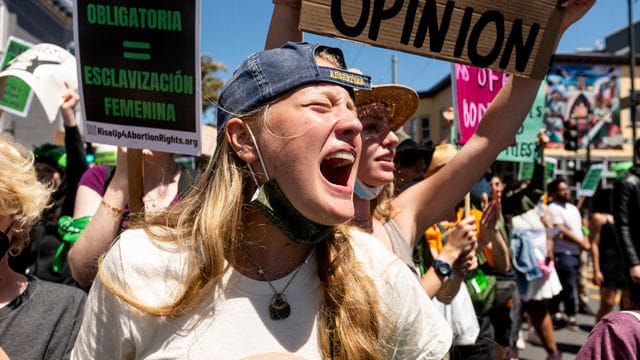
left=320, top=151, right=355, bottom=187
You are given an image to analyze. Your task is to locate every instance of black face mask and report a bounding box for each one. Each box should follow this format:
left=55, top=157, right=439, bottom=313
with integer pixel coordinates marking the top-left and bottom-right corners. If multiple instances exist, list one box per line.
left=251, top=179, right=332, bottom=245
left=0, top=229, right=10, bottom=260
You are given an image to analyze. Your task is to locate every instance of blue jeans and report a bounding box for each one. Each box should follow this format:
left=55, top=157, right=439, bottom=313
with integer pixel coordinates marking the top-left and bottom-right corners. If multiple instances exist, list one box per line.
left=550, top=253, right=579, bottom=317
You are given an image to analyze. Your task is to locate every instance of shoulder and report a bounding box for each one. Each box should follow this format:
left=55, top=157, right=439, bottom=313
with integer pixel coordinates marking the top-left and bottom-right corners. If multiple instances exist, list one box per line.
left=347, top=227, right=452, bottom=356
left=78, top=165, right=109, bottom=194
left=29, top=277, right=86, bottom=304
left=591, top=213, right=607, bottom=226
left=348, top=227, right=406, bottom=272
left=600, top=311, right=640, bottom=328
left=101, top=227, right=188, bottom=306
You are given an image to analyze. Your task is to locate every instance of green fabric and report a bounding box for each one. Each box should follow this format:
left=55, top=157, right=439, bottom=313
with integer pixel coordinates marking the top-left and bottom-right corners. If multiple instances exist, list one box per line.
left=610, top=161, right=633, bottom=180
left=33, top=143, right=67, bottom=170
left=53, top=216, right=91, bottom=273
left=465, top=268, right=497, bottom=315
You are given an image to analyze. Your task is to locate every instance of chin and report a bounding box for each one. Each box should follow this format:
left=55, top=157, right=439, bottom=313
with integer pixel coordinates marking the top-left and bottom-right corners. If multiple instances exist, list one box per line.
left=307, top=198, right=354, bottom=225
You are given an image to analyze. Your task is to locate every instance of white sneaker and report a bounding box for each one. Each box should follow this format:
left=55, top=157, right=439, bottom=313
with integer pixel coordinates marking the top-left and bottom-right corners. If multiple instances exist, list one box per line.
left=516, top=330, right=526, bottom=350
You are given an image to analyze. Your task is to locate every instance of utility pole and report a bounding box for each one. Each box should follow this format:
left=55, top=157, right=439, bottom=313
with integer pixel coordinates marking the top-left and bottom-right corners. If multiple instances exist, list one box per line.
left=392, top=55, right=398, bottom=84
left=629, top=0, right=638, bottom=165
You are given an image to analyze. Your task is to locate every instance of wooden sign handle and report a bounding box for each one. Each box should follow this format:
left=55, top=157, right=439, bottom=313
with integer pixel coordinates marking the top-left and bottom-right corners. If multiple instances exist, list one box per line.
left=127, top=149, right=144, bottom=215
left=464, top=193, right=471, bottom=218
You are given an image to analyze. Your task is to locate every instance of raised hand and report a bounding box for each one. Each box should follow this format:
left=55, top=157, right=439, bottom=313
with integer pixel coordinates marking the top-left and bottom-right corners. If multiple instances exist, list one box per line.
left=558, top=0, right=596, bottom=33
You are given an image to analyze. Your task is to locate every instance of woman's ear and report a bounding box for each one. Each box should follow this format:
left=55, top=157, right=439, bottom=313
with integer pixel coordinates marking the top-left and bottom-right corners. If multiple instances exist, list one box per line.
left=225, top=118, right=257, bottom=163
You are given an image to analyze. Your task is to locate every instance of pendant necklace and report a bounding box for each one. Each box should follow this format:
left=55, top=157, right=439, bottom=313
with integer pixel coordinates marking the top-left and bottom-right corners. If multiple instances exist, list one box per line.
left=246, top=248, right=315, bottom=321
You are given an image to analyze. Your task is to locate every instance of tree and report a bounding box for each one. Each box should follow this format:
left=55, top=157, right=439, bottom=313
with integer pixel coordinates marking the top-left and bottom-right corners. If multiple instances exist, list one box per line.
left=201, top=55, right=226, bottom=113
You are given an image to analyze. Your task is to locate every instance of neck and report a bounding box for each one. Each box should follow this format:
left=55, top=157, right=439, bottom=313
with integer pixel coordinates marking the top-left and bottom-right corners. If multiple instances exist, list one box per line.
left=352, top=196, right=373, bottom=232
left=143, top=153, right=178, bottom=185
left=0, top=256, right=28, bottom=307
left=235, top=209, right=313, bottom=281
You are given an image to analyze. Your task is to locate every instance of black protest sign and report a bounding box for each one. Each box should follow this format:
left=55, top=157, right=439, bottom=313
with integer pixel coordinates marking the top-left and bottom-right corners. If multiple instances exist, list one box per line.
left=300, top=0, right=562, bottom=79
left=74, top=0, right=201, bottom=155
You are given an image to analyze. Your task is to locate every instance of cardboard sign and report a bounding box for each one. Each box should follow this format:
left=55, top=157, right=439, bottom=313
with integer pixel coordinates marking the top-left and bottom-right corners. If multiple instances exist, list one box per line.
left=578, top=163, right=604, bottom=198
left=452, top=64, right=544, bottom=162
left=74, top=0, right=202, bottom=155
left=0, top=37, right=35, bottom=117
left=300, top=0, right=562, bottom=79
left=0, top=43, right=78, bottom=122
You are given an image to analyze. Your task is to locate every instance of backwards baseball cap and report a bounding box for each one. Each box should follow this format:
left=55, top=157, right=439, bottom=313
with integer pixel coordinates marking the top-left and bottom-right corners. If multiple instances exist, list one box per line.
left=33, top=144, right=67, bottom=171
left=217, top=42, right=372, bottom=130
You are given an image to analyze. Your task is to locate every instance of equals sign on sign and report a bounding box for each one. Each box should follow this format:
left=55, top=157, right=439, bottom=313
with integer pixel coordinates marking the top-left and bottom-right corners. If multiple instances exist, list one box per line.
left=123, top=41, right=151, bottom=60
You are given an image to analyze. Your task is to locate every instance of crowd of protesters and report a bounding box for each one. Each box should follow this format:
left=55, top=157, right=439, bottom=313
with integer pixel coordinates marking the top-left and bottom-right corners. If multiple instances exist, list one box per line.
left=7, top=0, right=640, bottom=359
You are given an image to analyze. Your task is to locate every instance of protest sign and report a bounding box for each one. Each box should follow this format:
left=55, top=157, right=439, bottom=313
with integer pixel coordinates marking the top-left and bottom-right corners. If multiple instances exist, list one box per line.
left=518, top=157, right=556, bottom=182
left=74, top=0, right=202, bottom=156
left=300, top=0, right=562, bottom=79
left=0, top=43, right=77, bottom=122
left=0, top=37, right=35, bottom=117
left=577, top=163, right=604, bottom=198
left=452, top=64, right=544, bottom=162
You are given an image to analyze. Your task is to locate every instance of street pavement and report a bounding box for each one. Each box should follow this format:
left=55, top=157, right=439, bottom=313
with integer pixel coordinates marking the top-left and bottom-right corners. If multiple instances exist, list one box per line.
left=518, top=273, right=608, bottom=359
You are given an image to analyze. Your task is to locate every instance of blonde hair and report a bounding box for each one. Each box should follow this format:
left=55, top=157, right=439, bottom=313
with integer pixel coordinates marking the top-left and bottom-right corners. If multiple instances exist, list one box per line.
left=100, top=107, right=392, bottom=359
left=0, top=135, right=52, bottom=255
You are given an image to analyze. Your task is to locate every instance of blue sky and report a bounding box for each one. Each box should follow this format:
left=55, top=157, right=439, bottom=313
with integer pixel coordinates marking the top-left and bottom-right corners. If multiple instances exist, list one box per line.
left=202, top=0, right=638, bottom=121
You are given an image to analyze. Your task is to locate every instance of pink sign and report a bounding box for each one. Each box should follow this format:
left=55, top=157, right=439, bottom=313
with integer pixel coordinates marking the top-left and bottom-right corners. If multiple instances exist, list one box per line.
left=454, top=64, right=510, bottom=144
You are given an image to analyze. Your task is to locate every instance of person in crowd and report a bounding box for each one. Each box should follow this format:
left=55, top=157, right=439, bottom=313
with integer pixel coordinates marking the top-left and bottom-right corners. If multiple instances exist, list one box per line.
left=265, top=0, right=477, bottom=303
left=72, top=41, right=453, bottom=359
left=504, top=174, right=563, bottom=359
left=10, top=84, right=88, bottom=286
left=575, top=310, right=640, bottom=359
left=267, top=0, right=591, bottom=333
left=393, top=135, right=434, bottom=193
left=590, top=186, right=630, bottom=322
left=548, top=178, right=590, bottom=331
left=0, top=135, right=86, bottom=359
left=68, top=147, right=199, bottom=288
left=614, top=139, right=640, bottom=309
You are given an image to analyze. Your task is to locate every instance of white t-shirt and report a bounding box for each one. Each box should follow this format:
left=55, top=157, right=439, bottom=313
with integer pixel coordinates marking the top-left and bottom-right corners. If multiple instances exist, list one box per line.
left=512, top=208, right=547, bottom=262
left=71, top=228, right=452, bottom=359
left=548, top=201, right=584, bottom=255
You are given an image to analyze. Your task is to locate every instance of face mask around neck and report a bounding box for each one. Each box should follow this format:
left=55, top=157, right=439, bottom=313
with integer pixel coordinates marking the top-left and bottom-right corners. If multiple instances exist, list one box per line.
left=354, top=179, right=384, bottom=200
left=244, top=125, right=332, bottom=245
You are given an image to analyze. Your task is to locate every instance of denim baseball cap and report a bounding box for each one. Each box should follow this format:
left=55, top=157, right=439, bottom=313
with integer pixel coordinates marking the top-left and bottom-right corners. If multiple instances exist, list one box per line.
left=217, top=42, right=372, bottom=129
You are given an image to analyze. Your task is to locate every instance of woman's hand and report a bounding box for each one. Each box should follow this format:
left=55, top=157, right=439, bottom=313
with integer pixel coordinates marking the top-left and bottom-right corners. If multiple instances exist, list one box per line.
left=478, top=192, right=500, bottom=250
left=60, top=81, right=80, bottom=127
left=444, top=216, right=477, bottom=260
left=453, top=248, right=478, bottom=278
left=593, top=270, right=603, bottom=286
left=558, top=0, right=596, bottom=33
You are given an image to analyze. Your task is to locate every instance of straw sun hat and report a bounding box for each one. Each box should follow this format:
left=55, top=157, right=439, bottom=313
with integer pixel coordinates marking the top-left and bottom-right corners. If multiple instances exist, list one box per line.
left=355, top=84, right=419, bottom=131
left=425, top=143, right=458, bottom=178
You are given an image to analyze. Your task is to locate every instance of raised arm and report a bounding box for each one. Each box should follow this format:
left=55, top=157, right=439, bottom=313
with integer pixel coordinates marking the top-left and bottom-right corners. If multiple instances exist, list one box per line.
left=391, top=0, right=595, bottom=244
left=60, top=84, right=88, bottom=216
left=265, top=0, right=303, bottom=50
left=478, top=193, right=510, bottom=273
left=69, top=148, right=128, bottom=288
